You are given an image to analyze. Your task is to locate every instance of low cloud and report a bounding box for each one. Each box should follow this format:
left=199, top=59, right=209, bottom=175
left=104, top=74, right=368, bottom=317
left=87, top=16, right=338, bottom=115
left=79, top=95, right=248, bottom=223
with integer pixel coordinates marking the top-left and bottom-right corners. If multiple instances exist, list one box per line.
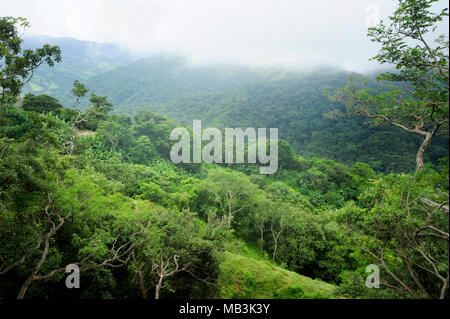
left=1, top=0, right=448, bottom=72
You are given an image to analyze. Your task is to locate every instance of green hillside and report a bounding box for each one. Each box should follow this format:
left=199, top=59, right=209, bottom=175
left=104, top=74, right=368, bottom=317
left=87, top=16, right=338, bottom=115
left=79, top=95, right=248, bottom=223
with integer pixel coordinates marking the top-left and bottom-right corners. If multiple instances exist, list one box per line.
left=81, top=56, right=264, bottom=113
left=98, top=63, right=447, bottom=173
left=218, top=241, right=336, bottom=299
left=28, top=50, right=448, bottom=172
left=22, top=40, right=448, bottom=173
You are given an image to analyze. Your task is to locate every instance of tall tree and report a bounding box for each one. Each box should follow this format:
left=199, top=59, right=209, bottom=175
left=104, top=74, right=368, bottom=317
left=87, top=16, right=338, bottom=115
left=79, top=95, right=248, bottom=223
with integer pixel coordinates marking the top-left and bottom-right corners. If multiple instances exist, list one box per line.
left=327, top=0, right=449, bottom=170
left=203, top=169, right=258, bottom=226
left=0, top=17, right=61, bottom=106
left=71, top=80, right=88, bottom=109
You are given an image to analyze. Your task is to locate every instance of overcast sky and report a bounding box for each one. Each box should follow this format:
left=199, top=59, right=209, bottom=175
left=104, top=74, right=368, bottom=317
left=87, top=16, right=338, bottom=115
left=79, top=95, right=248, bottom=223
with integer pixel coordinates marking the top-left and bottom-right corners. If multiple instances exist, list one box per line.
left=1, top=0, right=448, bottom=72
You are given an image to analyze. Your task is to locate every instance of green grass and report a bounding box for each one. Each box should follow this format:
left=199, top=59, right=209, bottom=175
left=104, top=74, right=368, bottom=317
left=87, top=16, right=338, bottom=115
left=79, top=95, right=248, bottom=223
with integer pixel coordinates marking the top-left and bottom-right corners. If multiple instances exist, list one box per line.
left=218, top=240, right=336, bottom=299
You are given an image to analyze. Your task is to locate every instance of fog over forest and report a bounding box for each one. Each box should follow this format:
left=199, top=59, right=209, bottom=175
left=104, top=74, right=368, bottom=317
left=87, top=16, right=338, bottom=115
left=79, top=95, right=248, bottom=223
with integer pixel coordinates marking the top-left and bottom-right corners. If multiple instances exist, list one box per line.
left=2, top=0, right=447, bottom=71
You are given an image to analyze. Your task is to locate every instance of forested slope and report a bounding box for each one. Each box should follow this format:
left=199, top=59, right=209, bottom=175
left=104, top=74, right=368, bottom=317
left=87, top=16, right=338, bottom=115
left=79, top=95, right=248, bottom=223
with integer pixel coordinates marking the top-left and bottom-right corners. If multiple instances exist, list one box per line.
left=23, top=39, right=448, bottom=173
left=81, top=60, right=447, bottom=172
left=142, top=71, right=448, bottom=172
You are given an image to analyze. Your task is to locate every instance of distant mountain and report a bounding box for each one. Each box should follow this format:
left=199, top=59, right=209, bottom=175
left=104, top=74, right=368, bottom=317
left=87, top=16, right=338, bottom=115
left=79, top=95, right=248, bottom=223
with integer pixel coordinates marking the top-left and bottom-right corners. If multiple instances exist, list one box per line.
left=22, top=35, right=134, bottom=107
left=22, top=37, right=448, bottom=172
left=79, top=56, right=447, bottom=172
left=79, top=55, right=270, bottom=112
left=23, top=35, right=133, bottom=62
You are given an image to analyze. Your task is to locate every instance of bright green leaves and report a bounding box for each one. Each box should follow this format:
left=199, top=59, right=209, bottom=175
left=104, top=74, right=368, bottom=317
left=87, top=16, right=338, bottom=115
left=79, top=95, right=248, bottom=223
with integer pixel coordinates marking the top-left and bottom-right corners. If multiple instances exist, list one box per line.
left=338, top=171, right=449, bottom=298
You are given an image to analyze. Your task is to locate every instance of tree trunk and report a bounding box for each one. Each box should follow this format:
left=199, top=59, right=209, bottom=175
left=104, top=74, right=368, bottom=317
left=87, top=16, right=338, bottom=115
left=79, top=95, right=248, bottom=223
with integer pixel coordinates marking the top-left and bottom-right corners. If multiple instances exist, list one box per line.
left=259, top=228, right=264, bottom=257
left=17, top=227, right=54, bottom=299
left=17, top=275, right=34, bottom=299
left=257, top=224, right=264, bottom=256
left=405, top=259, right=431, bottom=298
left=416, top=133, right=433, bottom=171
left=440, top=278, right=448, bottom=299
left=272, top=240, right=278, bottom=262
left=380, top=260, right=419, bottom=299
left=227, top=204, right=233, bottom=226
left=271, top=223, right=282, bottom=262
left=155, top=275, right=163, bottom=299
left=272, top=227, right=279, bottom=262
left=137, top=269, right=147, bottom=299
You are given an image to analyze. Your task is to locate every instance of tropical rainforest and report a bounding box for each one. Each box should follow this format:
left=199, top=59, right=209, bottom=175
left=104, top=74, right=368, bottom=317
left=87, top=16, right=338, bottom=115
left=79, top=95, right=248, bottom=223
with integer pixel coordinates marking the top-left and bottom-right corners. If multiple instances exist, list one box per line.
left=0, top=0, right=449, bottom=300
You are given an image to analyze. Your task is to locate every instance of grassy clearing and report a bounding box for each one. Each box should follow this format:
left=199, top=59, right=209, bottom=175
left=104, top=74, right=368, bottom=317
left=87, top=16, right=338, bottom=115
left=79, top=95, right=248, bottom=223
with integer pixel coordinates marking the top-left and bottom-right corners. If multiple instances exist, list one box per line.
left=218, top=240, right=336, bottom=299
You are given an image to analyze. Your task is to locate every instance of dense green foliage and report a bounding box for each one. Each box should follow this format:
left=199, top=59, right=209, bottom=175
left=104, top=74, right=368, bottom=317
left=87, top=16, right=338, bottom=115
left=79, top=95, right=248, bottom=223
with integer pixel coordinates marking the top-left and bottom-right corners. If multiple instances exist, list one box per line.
left=26, top=52, right=448, bottom=172
left=1, top=1, right=449, bottom=300
left=143, top=72, right=448, bottom=172
left=21, top=93, right=64, bottom=114
left=1, top=97, right=447, bottom=299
